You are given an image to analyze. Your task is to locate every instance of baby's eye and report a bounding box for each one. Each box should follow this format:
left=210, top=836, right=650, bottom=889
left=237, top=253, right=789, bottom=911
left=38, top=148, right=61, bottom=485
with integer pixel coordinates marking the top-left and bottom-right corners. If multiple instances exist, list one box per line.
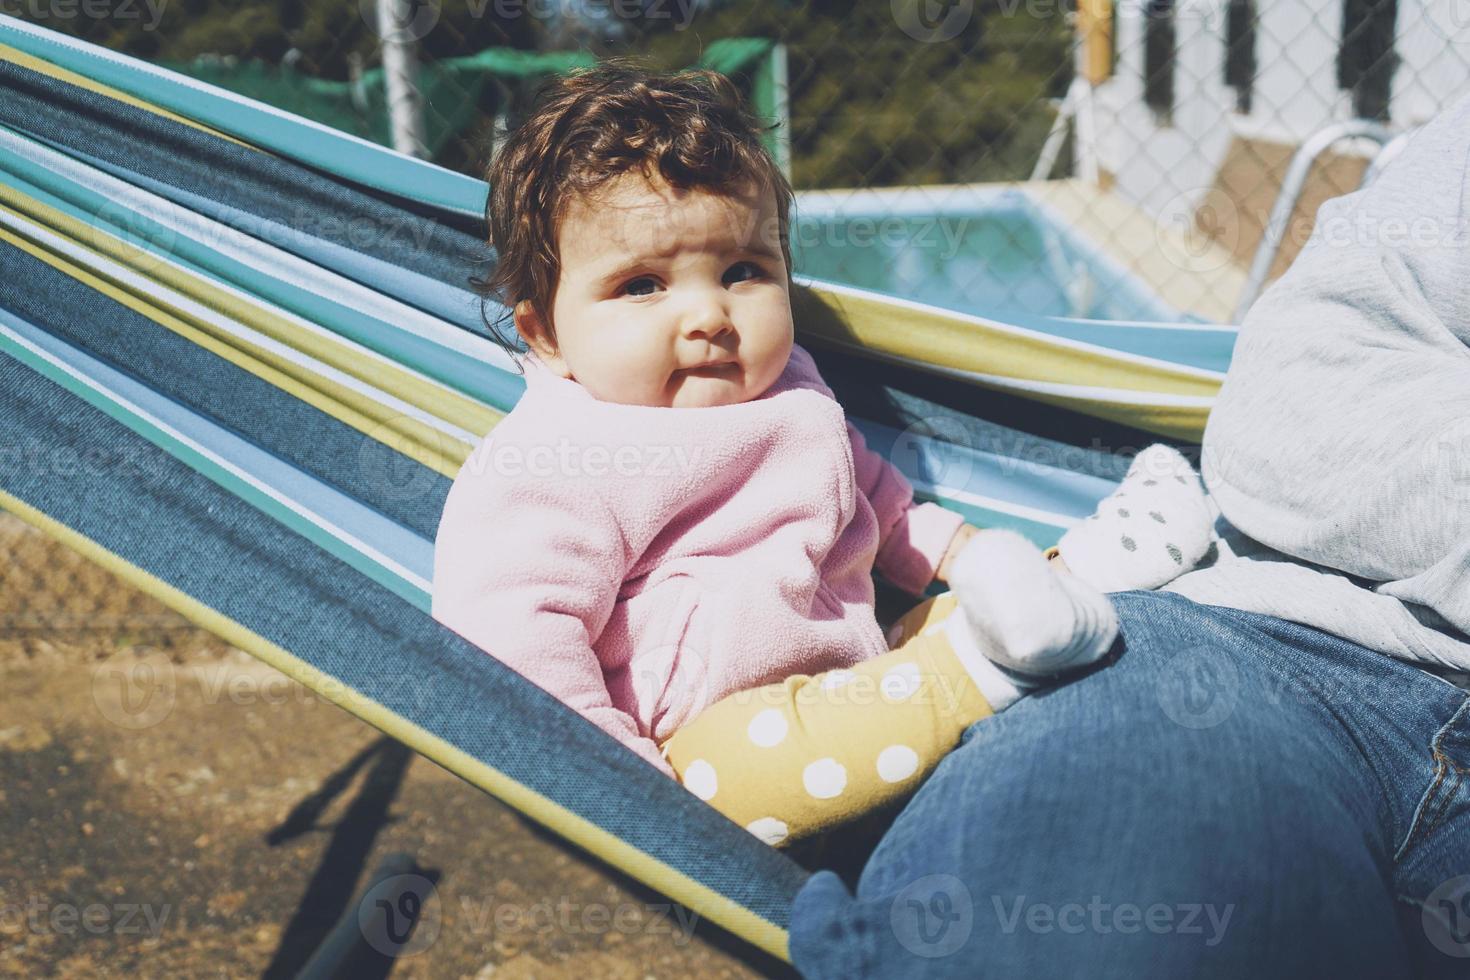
left=620, top=276, right=660, bottom=297
left=723, top=261, right=766, bottom=285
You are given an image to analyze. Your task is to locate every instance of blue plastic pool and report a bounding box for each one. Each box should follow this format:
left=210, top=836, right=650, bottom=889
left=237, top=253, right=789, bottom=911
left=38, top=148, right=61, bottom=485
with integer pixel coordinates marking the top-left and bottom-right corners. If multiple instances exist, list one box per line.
left=792, top=186, right=1185, bottom=324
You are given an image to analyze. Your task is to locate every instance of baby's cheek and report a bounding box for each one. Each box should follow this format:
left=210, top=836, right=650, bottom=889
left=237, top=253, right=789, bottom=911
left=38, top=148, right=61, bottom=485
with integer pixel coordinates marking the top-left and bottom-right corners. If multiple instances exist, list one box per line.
left=598, top=331, right=665, bottom=390
left=762, top=315, right=797, bottom=379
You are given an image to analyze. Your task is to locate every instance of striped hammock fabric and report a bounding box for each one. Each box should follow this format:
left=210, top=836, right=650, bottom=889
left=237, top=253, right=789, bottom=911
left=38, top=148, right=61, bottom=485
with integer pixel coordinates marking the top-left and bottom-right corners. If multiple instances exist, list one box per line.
left=0, top=14, right=1231, bottom=963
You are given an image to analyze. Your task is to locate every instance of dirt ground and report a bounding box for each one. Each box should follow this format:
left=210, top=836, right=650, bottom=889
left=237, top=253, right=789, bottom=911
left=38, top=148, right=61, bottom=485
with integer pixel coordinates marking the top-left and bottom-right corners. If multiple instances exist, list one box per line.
left=0, top=514, right=787, bottom=979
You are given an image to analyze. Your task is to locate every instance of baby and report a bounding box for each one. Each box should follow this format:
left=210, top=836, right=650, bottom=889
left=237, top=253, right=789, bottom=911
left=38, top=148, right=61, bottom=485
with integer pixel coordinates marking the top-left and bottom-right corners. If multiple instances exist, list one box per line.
left=433, top=64, right=1215, bottom=846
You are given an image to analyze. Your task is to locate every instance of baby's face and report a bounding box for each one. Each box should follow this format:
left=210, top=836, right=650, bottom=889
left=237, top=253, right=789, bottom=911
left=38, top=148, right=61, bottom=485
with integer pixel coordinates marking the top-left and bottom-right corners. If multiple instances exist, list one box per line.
left=521, top=171, right=794, bottom=409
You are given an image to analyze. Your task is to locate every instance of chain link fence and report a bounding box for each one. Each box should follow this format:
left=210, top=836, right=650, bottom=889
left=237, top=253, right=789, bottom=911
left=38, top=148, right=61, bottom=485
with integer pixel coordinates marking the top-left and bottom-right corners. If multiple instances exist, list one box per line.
left=4, top=0, right=1470, bottom=654
left=0, top=513, right=233, bottom=661
left=16, top=1, right=1470, bottom=316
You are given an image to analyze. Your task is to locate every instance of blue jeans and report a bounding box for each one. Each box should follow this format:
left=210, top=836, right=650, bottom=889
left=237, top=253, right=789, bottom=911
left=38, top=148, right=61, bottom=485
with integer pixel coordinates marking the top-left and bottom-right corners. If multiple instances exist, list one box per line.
left=790, top=591, right=1470, bottom=978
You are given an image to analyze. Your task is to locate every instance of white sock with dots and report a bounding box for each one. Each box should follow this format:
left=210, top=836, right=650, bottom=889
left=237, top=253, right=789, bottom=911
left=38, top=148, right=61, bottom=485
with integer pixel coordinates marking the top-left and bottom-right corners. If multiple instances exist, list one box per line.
left=944, top=529, right=1119, bottom=709
left=1058, top=444, right=1215, bottom=593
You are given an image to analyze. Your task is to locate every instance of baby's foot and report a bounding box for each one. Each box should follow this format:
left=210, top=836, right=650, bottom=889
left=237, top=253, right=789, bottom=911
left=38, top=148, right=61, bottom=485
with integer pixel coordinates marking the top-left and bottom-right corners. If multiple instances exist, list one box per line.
left=943, top=529, right=1119, bottom=710
left=1057, top=444, right=1214, bottom=593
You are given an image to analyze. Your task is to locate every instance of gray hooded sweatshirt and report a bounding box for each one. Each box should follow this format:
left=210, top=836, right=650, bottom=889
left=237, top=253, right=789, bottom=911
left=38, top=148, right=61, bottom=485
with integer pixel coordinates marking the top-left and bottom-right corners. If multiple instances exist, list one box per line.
left=1163, top=92, right=1470, bottom=679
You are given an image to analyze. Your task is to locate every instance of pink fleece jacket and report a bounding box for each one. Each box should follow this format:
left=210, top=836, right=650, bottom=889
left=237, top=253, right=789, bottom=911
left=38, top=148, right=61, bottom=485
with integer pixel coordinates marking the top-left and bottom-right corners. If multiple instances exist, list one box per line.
left=431, top=342, right=965, bottom=773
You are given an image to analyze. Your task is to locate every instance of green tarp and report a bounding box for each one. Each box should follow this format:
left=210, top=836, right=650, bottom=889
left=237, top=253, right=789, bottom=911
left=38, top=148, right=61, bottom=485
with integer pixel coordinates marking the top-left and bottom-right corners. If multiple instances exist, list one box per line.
left=162, top=38, right=777, bottom=161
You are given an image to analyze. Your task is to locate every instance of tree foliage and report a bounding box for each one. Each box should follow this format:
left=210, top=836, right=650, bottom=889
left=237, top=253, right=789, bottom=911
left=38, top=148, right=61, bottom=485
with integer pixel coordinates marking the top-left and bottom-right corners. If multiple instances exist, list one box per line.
left=16, top=0, right=1072, bottom=187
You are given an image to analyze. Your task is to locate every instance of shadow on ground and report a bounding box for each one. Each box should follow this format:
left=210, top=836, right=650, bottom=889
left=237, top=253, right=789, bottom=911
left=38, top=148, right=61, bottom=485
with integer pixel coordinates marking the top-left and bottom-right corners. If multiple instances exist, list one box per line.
left=0, top=516, right=781, bottom=979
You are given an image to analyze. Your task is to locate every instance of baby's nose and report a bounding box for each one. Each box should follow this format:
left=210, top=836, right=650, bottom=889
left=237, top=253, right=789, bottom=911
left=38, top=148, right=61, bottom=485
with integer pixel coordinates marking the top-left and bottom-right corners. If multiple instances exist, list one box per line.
left=681, top=297, right=734, bottom=338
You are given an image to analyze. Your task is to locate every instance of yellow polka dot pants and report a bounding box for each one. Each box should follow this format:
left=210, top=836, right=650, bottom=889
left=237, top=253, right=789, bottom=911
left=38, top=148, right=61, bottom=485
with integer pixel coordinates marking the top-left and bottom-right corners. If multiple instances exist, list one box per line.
left=660, top=592, right=994, bottom=847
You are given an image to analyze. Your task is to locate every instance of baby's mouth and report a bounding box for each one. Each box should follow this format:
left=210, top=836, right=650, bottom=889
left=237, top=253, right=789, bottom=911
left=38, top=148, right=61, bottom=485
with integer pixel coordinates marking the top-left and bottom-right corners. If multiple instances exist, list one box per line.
left=677, top=361, right=739, bottom=378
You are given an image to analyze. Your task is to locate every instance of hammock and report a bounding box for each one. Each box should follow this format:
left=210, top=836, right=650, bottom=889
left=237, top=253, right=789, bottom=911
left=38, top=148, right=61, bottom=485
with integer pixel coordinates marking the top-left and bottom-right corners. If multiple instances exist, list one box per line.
left=0, top=15, right=1231, bottom=964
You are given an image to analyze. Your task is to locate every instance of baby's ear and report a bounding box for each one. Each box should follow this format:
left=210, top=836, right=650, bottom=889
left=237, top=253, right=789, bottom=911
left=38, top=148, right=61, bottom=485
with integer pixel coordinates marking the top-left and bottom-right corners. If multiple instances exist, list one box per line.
left=513, top=301, right=570, bottom=378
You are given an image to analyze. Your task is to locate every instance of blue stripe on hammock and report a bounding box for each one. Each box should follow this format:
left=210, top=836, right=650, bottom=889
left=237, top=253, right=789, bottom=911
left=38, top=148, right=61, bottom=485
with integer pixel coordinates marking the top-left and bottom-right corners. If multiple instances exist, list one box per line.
left=0, top=306, right=436, bottom=606
left=0, top=130, right=526, bottom=411
left=0, top=348, right=812, bottom=931
left=0, top=57, right=491, bottom=309
left=0, top=237, right=453, bottom=539
left=0, top=14, right=489, bottom=217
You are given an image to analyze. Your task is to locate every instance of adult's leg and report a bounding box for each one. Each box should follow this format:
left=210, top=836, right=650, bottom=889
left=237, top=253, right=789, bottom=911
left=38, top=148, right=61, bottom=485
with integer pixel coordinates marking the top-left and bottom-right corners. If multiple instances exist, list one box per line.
left=1392, top=693, right=1470, bottom=979
left=790, top=590, right=1470, bottom=979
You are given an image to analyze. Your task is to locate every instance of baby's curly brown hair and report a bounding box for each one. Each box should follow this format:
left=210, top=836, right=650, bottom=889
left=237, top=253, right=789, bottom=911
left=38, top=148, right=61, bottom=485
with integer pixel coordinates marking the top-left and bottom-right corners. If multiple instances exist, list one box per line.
left=474, top=61, right=794, bottom=363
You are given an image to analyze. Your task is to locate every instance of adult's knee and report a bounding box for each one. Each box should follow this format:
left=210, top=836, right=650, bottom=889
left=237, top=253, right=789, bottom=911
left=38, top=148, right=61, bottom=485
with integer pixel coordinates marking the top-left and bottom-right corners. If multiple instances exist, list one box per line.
left=793, top=594, right=1412, bottom=977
